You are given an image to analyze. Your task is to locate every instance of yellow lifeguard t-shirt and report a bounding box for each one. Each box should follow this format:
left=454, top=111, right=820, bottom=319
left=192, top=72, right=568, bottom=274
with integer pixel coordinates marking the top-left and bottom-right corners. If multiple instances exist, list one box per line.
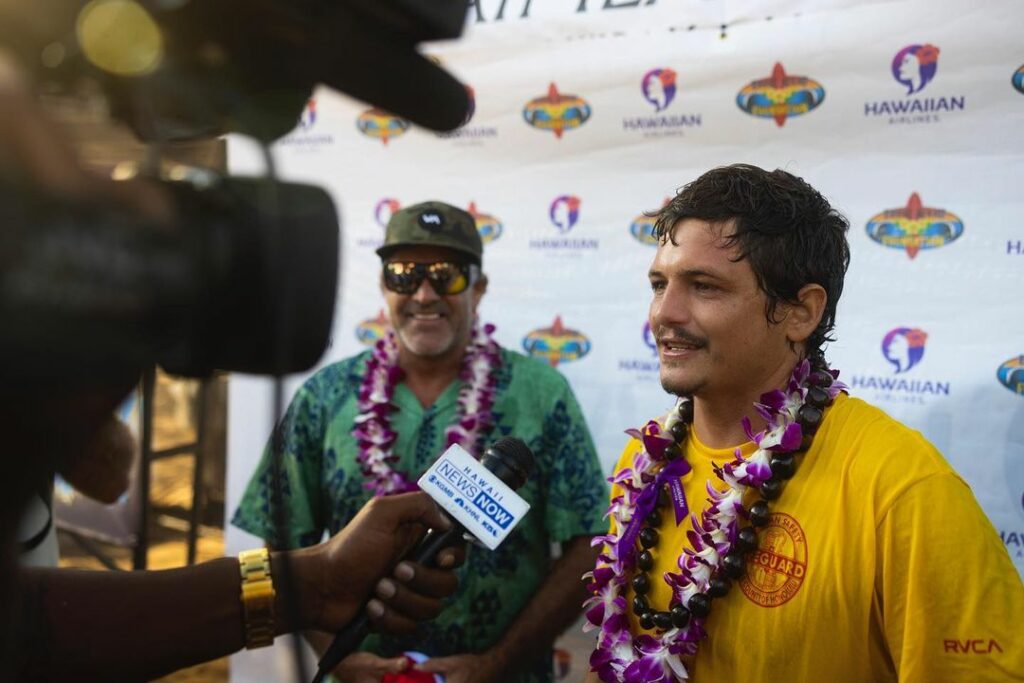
left=608, top=393, right=1024, bottom=682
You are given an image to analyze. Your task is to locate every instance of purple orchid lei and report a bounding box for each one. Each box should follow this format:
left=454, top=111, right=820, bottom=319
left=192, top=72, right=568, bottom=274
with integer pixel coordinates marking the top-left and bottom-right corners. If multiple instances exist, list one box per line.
left=583, top=359, right=846, bottom=682
left=352, top=320, right=502, bottom=496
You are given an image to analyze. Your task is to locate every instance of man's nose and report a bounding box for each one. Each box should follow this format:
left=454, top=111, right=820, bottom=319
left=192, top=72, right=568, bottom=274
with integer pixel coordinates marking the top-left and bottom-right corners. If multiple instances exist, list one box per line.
left=650, top=282, right=691, bottom=329
left=411, top=277, right=440, bottom=304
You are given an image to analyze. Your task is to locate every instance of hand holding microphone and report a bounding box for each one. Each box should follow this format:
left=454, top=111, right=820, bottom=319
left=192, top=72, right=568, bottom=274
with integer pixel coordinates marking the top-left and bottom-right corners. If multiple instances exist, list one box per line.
left=312, top=437, right=536, bottom=683
left=284, top=490, right=465, bottom=639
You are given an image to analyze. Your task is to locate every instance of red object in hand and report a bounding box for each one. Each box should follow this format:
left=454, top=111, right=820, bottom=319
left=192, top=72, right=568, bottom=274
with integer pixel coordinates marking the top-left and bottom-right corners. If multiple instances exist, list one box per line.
left=381, top=671, right=437, bottom=683
left=380, top=654, right=442, bottom=683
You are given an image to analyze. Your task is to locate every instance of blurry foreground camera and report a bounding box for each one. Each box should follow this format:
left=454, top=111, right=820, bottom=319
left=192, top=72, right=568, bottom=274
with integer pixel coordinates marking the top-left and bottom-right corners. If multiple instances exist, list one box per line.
left=16, top=0, right=472, bottom=141
left=0, top=0, right=471, bottom=383
left=0, top=171, right=339, bottom=383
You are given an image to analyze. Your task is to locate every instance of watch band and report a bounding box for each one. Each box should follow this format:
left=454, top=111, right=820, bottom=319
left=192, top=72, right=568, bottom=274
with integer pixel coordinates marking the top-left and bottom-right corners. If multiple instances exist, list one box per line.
left=238, top=547, right=275, bottom=649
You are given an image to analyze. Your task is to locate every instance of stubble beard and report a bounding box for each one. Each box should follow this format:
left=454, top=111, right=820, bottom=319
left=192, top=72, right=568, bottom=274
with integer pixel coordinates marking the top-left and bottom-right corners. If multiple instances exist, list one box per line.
left=659, top=362, right=705, bottom=398
left=660, top=376, right=704, bottom=398
left=396, top=325, right=457, bottom=359
left=395, top=309, right=475, bottom=362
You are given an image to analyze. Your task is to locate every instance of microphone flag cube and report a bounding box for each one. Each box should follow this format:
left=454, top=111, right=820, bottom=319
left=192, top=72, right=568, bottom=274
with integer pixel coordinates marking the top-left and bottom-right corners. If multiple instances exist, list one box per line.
left=417, top=443, right=530, bottom=550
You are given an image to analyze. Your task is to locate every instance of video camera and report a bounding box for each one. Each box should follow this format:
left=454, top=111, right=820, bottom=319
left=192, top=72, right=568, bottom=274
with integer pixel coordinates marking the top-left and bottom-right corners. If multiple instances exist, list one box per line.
left=0, top=0, right=471, bottom=383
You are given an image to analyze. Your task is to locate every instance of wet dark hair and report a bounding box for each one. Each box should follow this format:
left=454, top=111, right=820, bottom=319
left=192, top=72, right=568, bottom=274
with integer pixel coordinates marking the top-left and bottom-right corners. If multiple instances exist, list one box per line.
left=653, top=164, right=851, bottom=356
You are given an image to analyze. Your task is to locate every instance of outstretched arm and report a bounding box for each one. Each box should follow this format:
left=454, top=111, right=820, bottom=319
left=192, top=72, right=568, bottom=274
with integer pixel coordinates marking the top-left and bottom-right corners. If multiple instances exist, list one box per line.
left=14, top=493, right=463, bottom=681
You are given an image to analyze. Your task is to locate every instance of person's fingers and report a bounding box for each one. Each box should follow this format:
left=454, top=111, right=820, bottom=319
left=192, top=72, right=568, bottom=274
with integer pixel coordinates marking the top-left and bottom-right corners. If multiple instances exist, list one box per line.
left=334, top=652, right=408, bottom=678
left=354, top=492, right=451, bottom=538
left=374, top=577, right=445, bottom=621
left=435, top=544, right=466, bottom=569
left=392, top=561, right=459, bottom=600
left=414, top=656, right=457, bottom=673
left=378, top=657, right=409, bottom=674
left=387, top=492, right=453, bottom=532
left=365, top=598, right=419, bottom=636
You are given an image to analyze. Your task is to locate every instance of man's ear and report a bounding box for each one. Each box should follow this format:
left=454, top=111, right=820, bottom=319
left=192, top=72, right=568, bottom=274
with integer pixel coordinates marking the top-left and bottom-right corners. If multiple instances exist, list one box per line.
left=471, top=273, right=488, bottom=311
left=785, top=283, right=827, bottom=345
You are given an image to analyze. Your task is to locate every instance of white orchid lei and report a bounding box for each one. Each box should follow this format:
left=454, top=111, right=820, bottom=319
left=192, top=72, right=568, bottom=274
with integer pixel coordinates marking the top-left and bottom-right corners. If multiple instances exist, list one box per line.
left=352, top=321, right=502, bottom=496
left=583, top=358, right=846, bottom=682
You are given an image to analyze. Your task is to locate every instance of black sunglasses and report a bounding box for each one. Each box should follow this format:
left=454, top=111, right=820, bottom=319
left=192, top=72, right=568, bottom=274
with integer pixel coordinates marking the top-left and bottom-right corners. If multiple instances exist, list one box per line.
left=382, top=261, right=477, bottom=296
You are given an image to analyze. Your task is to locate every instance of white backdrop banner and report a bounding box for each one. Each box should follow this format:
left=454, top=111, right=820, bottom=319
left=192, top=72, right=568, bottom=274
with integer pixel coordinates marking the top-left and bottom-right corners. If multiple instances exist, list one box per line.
left=226, top=0, right=1024, bottom=677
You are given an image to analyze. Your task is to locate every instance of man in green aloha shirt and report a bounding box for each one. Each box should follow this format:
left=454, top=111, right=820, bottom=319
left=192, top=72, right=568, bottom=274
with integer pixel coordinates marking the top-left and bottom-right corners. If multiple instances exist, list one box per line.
left=233, top=200, right=608, bottom=683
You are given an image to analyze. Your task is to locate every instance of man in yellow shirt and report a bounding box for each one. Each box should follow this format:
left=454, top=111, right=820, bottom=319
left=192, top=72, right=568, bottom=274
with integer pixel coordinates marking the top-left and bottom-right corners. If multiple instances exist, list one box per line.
left=584, top=164, right=1024, bottom=682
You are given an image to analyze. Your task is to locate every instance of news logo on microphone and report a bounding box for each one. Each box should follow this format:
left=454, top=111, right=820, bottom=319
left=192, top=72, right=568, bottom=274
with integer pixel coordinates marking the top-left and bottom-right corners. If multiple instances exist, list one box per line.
left=418, top=444, right=531, bottom=550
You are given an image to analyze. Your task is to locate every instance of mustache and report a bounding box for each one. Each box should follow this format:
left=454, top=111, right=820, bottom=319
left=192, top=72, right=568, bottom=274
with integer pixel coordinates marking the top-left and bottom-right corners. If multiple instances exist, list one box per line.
left=654, top=326, right=707, bottom=348
left=403, top=303, right=447, bottom=316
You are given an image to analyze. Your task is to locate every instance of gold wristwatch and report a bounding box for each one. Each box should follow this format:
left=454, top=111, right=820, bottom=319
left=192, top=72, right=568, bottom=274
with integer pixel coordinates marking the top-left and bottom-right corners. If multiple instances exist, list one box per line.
left=238, top=547, right=275, bottom=649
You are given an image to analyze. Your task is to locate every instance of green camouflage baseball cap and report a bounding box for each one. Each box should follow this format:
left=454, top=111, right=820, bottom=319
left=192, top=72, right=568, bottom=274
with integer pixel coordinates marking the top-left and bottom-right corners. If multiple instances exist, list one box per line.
left=377, top=201, right=483, bottom=265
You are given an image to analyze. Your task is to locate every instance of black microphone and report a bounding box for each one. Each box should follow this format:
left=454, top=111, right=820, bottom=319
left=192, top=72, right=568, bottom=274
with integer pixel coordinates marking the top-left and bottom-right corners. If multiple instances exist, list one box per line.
left=311, top=437, right=535, bottom=683
left=315, top=0, right=473, bottom=132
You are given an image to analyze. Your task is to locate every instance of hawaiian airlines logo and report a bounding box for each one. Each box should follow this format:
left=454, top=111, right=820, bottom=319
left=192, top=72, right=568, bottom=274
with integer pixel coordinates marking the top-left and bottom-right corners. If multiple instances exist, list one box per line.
left=438, top=84, right=498, bottom=142
left=865, top=193, right=963, bottom=258
left=997, top=355, right=1024, bottom=395
left=467, top=201, right=503, bottom=244
left=522, top=83, right=592, bottom=138
left=624, top=69, right=700, bottom=136
left=356, top=108, right=410, bottom=145
left=374, top=198, right=401, bottom=228
left=425, top=56, right=496, bottom=142
left=1013, top=64, right=1024, bottom=95
left=530, top=195, right=598, bottom=251
left=355, top=199, right=398, bottom=248
left=736, top=62, right=825, bottom=127
left=849, top=326, right=949, bottom=400
left=864, top=45, right=964, bottom=123
left=355, top=310, right=390, bottom=346
left=618, top=321, right=660, bottom=376
left=882, top=327, right=927, bottom=373
left=522, top=316, right=592, bottom=366
left=642, top=68, right=677, bottom=112
left=1003, top=527, right=1024, bottom=559
left=893, top=44, right=940, bottom=95
left=549, top=195, right=581, bottom=233
left=280, top=97, right=333, bottom=146
left=642, top=322, right=657, bottom=356
left=299, top=98, right=317, bottom=130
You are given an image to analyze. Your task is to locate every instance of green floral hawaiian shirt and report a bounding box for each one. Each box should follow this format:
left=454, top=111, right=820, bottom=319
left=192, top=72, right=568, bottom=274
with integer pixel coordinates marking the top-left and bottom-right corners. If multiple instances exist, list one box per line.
left=232, top=347, right=607, bottom=683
